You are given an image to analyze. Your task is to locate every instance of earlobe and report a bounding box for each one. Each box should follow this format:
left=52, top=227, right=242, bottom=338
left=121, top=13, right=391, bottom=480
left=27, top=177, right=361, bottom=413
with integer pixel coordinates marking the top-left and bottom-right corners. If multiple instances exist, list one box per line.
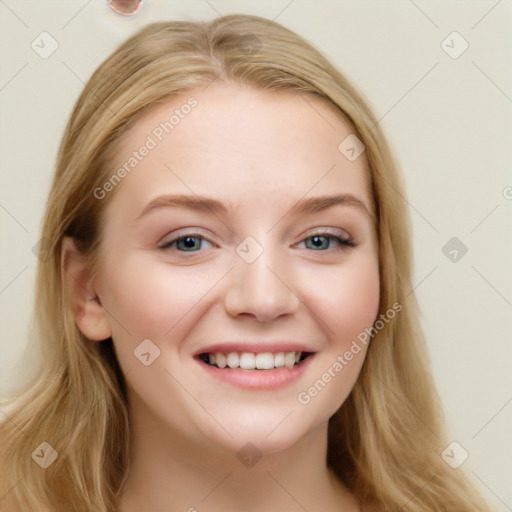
left=61, top=236, right=112, bottom=341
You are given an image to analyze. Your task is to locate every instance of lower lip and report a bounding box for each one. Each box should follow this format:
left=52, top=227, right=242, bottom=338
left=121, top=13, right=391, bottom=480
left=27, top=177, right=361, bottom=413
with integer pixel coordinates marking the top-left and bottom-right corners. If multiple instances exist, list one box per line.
left=196, top=355, right=315, bottom=390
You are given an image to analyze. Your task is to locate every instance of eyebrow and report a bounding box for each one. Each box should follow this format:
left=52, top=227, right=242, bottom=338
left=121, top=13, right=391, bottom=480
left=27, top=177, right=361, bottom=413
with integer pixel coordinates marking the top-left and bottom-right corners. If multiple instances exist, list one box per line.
left=135, top=193, right=375, bottom=222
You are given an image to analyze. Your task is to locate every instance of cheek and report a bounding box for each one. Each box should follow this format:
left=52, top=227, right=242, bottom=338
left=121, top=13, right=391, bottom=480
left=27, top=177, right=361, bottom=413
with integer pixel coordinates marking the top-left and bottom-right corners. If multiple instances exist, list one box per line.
left=305, top=256, right=380, bottom=346
left=295, top=261, right=379, bottom=420
left=101, top=255, right=226, bottom=339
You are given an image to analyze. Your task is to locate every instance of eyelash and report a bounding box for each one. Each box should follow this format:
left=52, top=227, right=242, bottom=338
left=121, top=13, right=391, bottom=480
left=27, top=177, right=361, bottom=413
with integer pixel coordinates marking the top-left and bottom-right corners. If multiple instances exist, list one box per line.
left=158, top=229, right=355, bottom=254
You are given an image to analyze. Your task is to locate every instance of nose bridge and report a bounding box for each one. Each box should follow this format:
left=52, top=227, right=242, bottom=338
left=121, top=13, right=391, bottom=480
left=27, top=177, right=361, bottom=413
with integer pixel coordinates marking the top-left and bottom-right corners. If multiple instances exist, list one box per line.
left=224, top=235, right=299, bottom=321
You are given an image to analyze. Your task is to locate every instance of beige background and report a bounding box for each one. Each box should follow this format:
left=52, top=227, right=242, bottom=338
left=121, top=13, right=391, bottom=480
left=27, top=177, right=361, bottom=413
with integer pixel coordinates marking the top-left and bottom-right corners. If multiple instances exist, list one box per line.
left=1, top=0, right=511, bottom=509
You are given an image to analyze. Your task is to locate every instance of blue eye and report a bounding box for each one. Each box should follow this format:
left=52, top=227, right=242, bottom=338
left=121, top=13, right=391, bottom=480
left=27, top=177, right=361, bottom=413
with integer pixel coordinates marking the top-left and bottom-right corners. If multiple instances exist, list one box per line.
left=159, top=231, right=354, bottom=254
left=159, top=235, right=213, bottom=252
left=300, top=233, right=354, bottom=251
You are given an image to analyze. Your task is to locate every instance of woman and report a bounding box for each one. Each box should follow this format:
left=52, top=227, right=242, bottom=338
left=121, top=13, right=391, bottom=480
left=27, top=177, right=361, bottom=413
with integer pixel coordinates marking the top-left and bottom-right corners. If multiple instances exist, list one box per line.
left=0, top=14, right=491, bottom=512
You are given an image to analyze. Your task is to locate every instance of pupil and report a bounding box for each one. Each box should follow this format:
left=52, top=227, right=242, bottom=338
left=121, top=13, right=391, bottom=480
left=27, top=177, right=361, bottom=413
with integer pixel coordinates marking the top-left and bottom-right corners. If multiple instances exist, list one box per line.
left=310, top=236, right=327, bottom=249
left=180, top=236, right=199, bottom=250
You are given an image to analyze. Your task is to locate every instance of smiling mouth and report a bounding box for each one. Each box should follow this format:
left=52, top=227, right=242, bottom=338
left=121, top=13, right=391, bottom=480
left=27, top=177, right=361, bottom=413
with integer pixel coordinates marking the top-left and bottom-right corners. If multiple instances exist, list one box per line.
left=198, top=351, right=313, bottom=370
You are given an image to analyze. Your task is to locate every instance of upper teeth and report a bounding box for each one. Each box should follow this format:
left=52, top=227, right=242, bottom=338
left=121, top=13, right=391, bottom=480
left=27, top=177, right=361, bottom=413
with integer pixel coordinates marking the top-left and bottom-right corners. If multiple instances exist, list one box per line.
left=206, top=351, right=302, bottom=370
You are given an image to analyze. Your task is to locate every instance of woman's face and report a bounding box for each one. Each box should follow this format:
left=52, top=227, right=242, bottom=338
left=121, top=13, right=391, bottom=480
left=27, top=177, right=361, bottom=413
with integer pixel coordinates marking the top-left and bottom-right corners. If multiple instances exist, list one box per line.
left=93, top=81, right=380, bottom=455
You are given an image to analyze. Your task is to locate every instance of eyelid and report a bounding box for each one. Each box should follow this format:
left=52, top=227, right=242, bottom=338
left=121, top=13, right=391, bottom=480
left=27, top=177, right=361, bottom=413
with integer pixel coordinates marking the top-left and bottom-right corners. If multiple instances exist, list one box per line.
left=299, top=227, right=353, bottom=243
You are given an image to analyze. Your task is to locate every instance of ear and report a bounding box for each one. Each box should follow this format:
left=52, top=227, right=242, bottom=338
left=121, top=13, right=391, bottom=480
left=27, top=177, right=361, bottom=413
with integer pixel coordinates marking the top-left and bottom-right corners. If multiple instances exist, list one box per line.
left=61, top=236, right=112, bottom=341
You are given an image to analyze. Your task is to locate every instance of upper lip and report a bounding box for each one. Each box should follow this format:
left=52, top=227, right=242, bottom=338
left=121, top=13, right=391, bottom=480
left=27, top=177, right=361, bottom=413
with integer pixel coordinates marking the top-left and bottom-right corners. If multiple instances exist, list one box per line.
left=193, top=341, right=317, bottom=356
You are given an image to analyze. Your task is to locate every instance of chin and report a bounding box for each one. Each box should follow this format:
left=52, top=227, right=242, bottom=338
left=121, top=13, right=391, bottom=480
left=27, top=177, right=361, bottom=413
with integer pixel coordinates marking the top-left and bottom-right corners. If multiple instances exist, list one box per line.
left=193, top=406, right=330, bottom=461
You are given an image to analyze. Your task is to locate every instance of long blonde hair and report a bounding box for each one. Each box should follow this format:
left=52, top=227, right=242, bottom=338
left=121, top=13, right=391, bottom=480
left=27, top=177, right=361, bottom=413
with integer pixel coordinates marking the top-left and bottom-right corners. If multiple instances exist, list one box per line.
left=0, top=14, right=490, bottom=512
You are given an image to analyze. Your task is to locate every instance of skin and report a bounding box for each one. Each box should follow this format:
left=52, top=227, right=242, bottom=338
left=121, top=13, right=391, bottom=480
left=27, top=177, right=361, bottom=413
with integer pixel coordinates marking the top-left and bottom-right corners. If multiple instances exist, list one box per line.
left=64, top=81, right=380, bottom=511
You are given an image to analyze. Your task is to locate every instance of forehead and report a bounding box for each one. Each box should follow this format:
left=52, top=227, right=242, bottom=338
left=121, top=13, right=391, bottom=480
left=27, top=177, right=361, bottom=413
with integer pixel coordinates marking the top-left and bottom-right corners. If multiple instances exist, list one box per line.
left=106, top=81, right=372, bottom=217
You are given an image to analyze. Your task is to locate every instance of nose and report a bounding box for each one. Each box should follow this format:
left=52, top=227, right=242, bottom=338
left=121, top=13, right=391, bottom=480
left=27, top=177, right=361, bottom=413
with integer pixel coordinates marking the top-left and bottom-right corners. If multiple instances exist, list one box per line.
left=223, top=245, right=300, bottom=323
